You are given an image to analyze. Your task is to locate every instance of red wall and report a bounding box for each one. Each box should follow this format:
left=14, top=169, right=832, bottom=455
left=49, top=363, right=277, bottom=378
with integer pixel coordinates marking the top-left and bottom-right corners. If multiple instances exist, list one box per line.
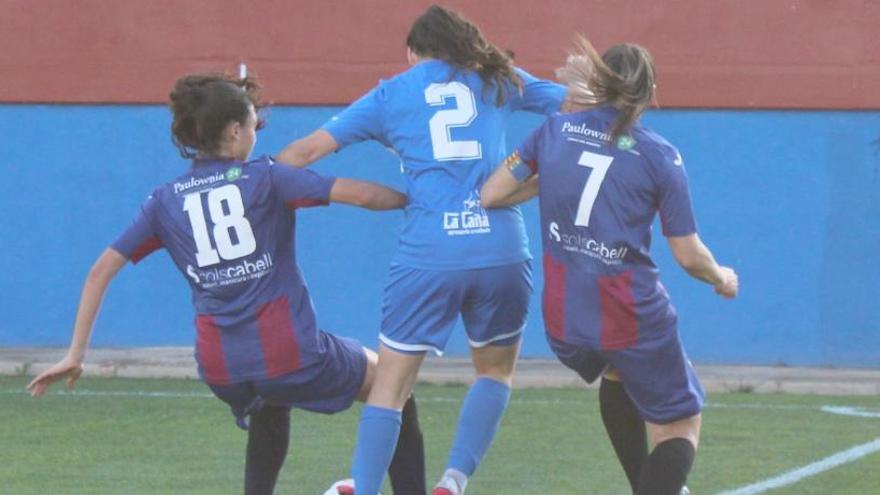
left=2, top=0, right=879, bottom=108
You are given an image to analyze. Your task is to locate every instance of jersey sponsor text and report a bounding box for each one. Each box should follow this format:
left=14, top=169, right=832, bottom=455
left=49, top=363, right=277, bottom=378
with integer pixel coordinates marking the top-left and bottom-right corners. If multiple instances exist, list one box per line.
left=549, top=221, right=628, bottom=265
left=186, top=252, right=274, bottom=288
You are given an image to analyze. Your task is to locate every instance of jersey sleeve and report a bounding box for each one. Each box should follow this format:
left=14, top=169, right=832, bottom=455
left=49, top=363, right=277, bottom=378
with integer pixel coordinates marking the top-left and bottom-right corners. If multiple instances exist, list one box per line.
left=512, top=67, right=566, bottom=115
left=321, top=83, right=387, bottom=149
left=654, top=147, right=698, bottom=237
left=270, top=162, right=337, bottom=209
left=111, top=194, right=164, bottom=264
left=504, top=119, right=550, bottom=181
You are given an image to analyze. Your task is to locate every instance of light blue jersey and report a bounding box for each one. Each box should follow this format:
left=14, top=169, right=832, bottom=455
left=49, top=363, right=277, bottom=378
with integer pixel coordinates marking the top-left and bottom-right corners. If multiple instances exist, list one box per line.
left=323, top=60, right=564, bottom=270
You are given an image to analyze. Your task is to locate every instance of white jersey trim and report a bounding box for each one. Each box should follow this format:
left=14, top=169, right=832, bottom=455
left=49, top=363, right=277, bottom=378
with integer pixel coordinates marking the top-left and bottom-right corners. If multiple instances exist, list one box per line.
left=379, top=333, right=444, bottom=356
left=468, top=327, right=524, bottom=348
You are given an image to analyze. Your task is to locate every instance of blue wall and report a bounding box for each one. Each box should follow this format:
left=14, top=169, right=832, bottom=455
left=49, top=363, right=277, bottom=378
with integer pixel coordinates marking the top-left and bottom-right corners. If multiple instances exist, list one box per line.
left=2, top=105, right=879, bottom=367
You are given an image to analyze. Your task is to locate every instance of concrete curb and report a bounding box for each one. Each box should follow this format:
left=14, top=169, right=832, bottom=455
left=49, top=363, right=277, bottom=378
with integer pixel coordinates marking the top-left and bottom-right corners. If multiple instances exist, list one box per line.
left=4, top=347, right=879, bottom=395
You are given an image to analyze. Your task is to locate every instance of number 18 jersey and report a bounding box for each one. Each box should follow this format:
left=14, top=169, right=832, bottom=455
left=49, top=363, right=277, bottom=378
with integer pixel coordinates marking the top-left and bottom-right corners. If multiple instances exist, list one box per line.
left=111, top=156, right=336, bottom=385
left=517, top=106, right=698, bottom=348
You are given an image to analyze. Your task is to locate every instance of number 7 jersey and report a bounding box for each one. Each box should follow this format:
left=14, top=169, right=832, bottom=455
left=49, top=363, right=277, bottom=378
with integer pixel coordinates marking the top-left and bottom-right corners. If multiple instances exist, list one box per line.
left=111, top=156, right=336, bottom=385
left=517, top=106, right=698, bottom=348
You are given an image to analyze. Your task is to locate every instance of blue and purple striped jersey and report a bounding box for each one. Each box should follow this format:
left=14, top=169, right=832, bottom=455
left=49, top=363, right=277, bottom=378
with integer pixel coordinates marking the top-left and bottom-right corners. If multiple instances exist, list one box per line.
left=111, top=156, right=336, bottom=385
left=516, top=106, right=697, bottom=348
left=322, top=61, right=564, bottom=270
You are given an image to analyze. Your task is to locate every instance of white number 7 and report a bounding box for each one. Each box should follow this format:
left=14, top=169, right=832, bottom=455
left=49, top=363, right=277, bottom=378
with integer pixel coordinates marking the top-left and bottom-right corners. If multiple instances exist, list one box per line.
left=575, top=151, right=614, bottom=227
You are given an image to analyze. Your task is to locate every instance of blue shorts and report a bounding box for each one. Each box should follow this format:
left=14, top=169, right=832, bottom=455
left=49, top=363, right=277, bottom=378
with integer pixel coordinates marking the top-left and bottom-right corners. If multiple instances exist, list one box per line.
left=209, top=330, right=367, bottom=429
left=547, top=326, right=705, bottom=424
left=380, top=261, right=532, bottom=355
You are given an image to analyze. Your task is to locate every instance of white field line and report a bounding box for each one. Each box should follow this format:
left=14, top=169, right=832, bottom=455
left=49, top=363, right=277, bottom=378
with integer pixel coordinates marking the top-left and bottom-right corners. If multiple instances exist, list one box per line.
left=715, top=437, right=880, bottom=495
left=821, top=405, right=880, bottom=418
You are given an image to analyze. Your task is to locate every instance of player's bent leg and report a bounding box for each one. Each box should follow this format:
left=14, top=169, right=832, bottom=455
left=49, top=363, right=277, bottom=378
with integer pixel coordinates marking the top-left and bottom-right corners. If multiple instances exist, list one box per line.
left=600, top=370, right=648, bottom=494
left=602, top=325, right=703, bottom=495
left=637, top=414, right=701, bottom=495
left=353, top=343, right=426, bottom=495
left=245, top=404, right=291, bottom=495
left=433, top=341, right=521, bottom=495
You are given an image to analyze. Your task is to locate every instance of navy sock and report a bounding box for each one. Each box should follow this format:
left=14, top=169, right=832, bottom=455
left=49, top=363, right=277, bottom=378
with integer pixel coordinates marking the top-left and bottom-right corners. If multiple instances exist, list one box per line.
left=389, top=395, right=426, bottom=495
left=599, top=377, right=648, bottom=493
left=446, top=377, right=512, bottom=476
left=352, top=405, right=402, bottom=495
left=244, top=405, right=290, bottom=495
left=637, top=438, right=695, bottom=495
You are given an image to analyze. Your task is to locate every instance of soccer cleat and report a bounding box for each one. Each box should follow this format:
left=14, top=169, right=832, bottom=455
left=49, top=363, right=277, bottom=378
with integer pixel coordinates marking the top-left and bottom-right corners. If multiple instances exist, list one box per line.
left=320, top=478, right=384, bottom=495
left=321, top=479, right=354, bottom=495
left=680, top=486, right=690, bottom=495
left=432, top=476, right=463, bottom=495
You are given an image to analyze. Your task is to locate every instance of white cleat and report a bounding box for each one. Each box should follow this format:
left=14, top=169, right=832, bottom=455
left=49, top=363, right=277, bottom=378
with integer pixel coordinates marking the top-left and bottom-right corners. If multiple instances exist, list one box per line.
left=321, top=479, right=354, bottom=495
left=432, top=476, right=464, bottom=495
left=680, top=486, right=691, bottom=495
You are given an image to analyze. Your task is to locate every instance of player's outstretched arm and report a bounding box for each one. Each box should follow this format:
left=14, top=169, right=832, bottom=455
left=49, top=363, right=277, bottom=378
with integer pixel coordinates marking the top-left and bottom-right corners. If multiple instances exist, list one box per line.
left=481, top=164, right=538, bottom=208
left=276, top=130, right=339, bottom=168
left=667, top=234, right=738, bottom=298
left=329, top=178, right=407, bottom=211
left=27, top=248, right=127, bottom=397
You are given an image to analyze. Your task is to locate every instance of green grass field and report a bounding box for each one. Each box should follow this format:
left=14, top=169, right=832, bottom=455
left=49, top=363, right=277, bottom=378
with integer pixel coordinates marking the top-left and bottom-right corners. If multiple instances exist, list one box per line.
left=2, top=376, right=879, bottom=494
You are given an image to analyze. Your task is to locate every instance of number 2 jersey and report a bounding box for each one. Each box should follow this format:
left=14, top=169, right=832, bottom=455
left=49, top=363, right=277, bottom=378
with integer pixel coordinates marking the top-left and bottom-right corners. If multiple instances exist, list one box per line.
left=111, top=156, right=336, bottom=385
left=322, top=60, right=564, bottom=270
left=515, top=106, right=698, bottom=348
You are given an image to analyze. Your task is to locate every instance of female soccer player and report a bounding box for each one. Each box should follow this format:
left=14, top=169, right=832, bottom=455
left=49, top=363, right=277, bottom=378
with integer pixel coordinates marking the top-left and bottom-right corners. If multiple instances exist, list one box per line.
left=481, top=39, right=738, bottom=495
left=276, top=6, right=565, bottom=495
left=27, top=73, right=425, bottom=495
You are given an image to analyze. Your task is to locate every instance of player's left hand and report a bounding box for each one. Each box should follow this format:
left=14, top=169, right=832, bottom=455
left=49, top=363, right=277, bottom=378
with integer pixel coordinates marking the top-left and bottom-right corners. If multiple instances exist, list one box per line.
left=27, top=356, right=84, bottom=397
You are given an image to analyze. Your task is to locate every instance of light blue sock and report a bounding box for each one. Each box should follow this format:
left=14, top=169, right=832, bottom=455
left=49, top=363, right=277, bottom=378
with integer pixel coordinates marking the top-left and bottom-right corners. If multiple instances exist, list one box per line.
left=352, top=405, right=402, bottom=495
left=446, top=377, right=512, bottom=476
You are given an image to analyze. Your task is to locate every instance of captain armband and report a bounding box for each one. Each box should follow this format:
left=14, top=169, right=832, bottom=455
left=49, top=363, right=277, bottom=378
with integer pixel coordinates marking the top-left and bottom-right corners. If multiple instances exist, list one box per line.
left=503, top=151, right=535, bottom=183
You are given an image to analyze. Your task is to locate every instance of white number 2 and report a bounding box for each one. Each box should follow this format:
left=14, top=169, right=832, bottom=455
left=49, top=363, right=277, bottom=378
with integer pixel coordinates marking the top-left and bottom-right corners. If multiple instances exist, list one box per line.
left=425, top=82, right=481, bottom=161
left=182, top=184, right=257, bottom=267
left=575, top=151, right=614, bottom=227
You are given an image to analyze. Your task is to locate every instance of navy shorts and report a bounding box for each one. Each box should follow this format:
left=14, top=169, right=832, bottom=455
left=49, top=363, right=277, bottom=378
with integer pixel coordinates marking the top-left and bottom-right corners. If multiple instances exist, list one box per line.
left=548, top=326, right=705, bottom=424
left=380, top=261, right=532, bottom=355
left=209, top=330, right=367, bottom=429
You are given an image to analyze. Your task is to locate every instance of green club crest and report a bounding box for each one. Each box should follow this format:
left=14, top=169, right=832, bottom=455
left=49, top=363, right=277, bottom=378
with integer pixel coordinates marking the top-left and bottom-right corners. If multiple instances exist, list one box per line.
left=616, top=135, right=636, bottom=151
left=226, top=167, right=243, bottom=182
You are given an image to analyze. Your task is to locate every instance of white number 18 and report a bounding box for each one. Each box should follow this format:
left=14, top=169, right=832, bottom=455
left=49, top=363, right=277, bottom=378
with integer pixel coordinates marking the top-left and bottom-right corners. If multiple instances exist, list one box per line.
left=182, top=184, right=256, bottom=267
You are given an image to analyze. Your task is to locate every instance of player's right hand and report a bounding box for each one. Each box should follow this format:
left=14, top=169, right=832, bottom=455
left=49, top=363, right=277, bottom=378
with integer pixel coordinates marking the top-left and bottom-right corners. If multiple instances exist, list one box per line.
left=27, top=356, right=84, bottom=397
left=714, top=266, right=738, bottom=299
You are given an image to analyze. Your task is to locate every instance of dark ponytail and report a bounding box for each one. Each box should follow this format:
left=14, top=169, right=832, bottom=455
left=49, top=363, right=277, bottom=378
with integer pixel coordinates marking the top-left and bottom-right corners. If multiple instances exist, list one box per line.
left=169, top=73, right=265, bottom=159
left=406, top=5, right=522, bottom=106
left=556, top=37, right=655, bottom=144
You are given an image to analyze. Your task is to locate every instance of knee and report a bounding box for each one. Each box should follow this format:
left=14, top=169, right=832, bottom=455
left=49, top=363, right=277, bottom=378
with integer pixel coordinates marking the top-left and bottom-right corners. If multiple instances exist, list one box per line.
left=471, top=343, right=520, bottom=385
left=473, top=360, right=516, bottom=385
left=649, top=414, right=701, bottom=451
